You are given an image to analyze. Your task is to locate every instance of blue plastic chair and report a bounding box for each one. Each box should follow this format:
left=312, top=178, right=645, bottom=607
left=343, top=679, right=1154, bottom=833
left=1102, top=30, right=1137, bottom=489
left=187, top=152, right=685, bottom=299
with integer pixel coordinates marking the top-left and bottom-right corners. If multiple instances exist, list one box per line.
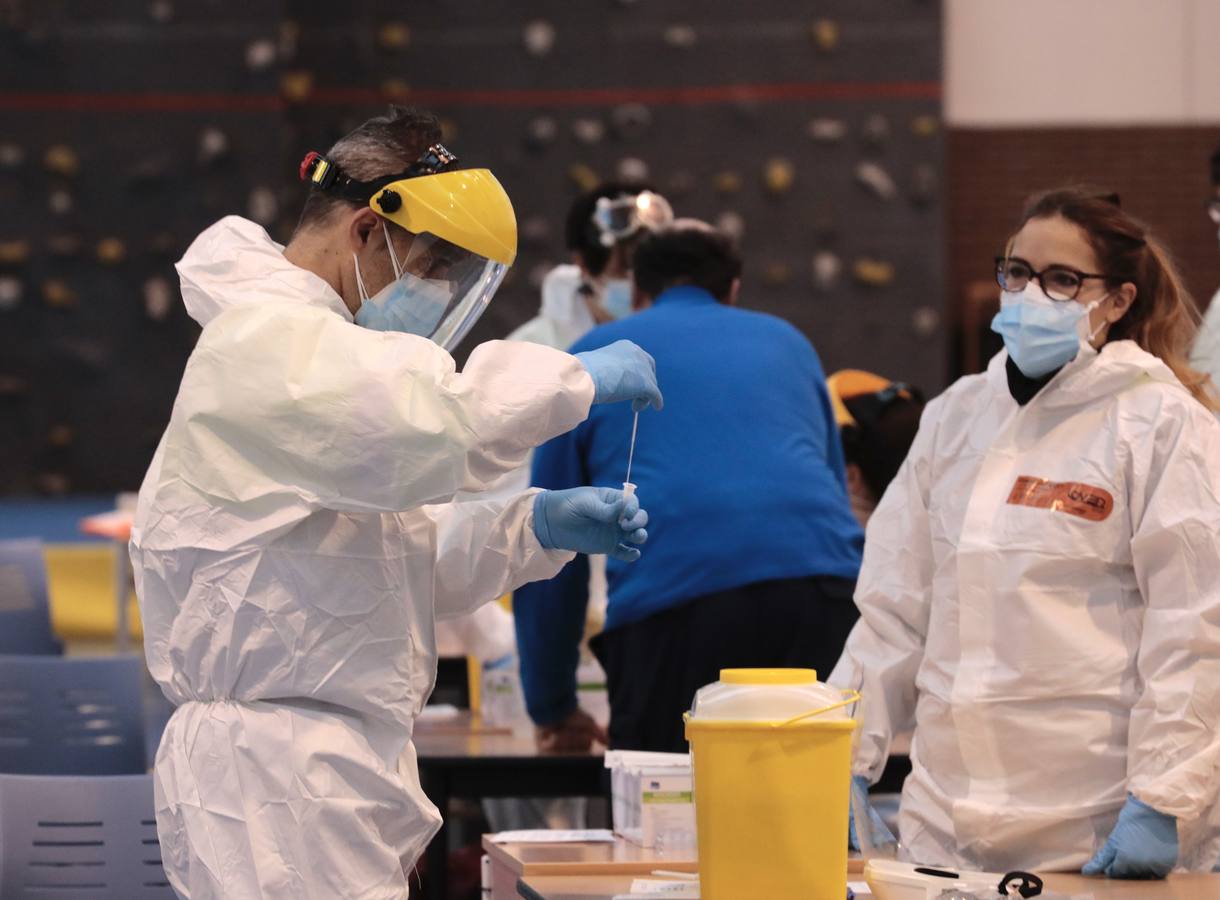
left=0, top=655, right=146, bottom=774
left=0, top=539, right=62, bottom=655
left=0, top=772, right=174, bottom=898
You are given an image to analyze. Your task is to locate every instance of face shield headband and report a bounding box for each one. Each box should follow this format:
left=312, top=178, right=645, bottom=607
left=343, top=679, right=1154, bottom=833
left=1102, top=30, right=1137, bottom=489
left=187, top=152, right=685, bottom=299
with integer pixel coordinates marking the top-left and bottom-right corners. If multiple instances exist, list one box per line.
left=298, top=143, right=459, bottom=206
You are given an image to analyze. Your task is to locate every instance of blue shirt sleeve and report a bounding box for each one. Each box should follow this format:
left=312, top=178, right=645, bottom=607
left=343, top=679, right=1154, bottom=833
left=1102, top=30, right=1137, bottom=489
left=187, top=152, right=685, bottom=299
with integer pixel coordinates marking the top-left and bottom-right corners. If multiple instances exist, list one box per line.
left=513, top=426, right=592, bottom=725
left=813, top=368, right=851, bottom=493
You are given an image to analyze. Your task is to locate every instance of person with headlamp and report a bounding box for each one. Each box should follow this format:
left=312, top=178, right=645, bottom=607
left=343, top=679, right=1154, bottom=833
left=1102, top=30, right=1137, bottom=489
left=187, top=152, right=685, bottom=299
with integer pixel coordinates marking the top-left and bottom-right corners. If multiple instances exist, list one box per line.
left=510, top=183, right=674, bottom=349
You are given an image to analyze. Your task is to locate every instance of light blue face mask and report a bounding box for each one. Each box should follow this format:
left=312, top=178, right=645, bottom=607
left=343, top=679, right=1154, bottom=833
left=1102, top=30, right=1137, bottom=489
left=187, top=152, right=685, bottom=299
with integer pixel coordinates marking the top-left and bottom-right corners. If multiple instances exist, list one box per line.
left=991, top=283, right=1105, bottom=378
left=353, top=223, right=452, bottom=337
left=600, top=278, right=634, bottom=320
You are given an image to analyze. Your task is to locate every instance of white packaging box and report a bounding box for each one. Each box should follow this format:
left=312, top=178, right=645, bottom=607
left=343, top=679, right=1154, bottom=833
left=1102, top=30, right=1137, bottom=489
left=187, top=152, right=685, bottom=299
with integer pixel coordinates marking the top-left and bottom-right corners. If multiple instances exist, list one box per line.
left=605, top=751, right=696, bottom=849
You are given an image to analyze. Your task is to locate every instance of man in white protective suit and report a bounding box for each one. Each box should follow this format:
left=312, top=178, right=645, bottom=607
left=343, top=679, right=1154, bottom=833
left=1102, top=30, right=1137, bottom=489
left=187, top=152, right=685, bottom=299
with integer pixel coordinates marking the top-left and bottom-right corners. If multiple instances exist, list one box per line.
left=130, top=106, right=662, bottom=900
left=832, top=187, right=1220, bottom=878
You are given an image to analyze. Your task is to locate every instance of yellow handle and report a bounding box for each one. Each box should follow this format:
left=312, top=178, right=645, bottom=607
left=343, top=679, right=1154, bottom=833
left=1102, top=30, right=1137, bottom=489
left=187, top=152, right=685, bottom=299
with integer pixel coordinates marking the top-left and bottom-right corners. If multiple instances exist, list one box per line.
left=776, top=690, right=861, bottom=728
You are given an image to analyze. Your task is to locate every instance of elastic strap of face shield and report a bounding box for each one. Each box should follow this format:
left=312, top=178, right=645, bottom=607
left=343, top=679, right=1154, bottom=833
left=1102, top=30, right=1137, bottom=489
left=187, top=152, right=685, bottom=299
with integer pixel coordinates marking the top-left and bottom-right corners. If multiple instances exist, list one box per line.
left=381, top=222, right=404, bottom=279
left=298, top=144, right=459, bottom=206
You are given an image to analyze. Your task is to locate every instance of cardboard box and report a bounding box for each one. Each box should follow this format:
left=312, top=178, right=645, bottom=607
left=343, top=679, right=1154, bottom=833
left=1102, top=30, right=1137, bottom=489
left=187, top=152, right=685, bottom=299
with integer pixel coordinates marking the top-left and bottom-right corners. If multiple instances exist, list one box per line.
left=606, top=751, right=696, bottom=849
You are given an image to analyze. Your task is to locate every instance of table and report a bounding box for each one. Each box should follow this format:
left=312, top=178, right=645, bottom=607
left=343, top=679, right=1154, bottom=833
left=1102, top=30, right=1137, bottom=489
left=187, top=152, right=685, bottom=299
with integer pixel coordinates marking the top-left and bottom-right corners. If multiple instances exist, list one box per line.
left=78, top=508, right=134, bottom=652
left=482, top=831, right=867, bottom=899
left=482, top=834, right=698, bottom=900
left=517, top=872, right=1220, bottom=899
left=415, top=715, right=604, bottom=900
left=1033, top=875, right=1220, bottom=898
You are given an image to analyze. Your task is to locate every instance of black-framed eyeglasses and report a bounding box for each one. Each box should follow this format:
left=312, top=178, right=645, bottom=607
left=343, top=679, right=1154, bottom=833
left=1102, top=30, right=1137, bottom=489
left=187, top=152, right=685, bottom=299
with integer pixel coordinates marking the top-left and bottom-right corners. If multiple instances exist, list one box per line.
left=994, top=256, right=1115, bottom=302
left=1207, top=199, right=1220, bottom=225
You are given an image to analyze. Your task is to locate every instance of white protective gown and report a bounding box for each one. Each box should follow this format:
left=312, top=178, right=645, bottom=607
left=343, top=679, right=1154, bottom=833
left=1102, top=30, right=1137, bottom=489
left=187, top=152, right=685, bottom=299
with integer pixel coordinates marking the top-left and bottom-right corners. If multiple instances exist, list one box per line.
left=131, top=216, right=596, bottom=899
left=830, top=341, right=1220, bottom=873
left=506, top=264, right=598, bottom=351
left=1190, top=286, right=1220, bottom=401
left=437, top=262, right=608, bottom=659
left=503, top=263, right=610, bottom=624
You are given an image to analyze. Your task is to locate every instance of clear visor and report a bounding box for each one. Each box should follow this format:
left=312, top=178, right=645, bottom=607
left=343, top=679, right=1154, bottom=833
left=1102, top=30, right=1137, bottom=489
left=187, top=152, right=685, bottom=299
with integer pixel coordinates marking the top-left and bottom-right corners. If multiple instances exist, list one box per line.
left=386, top=226, right=507, bottom=351
left=592, top=190, right=674, bottom=247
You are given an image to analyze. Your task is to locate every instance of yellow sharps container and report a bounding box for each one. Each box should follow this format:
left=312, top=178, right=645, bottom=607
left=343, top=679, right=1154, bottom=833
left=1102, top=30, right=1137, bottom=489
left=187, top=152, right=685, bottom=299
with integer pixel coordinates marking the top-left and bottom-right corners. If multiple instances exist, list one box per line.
left=684, top=668, right=858, bottom=900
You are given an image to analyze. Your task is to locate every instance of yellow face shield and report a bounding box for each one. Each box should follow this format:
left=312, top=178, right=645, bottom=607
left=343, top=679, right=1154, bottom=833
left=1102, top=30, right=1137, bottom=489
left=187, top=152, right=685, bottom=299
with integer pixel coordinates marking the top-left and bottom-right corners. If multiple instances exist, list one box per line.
left=827, top=370, right=897, bottom=428
left=366, top=168, right=516, bottom=351
left=826, top=369, right=917, bottom=429
left=370, top=169, right=517, bottom=266
left=300, top=145, right=518, bottom=351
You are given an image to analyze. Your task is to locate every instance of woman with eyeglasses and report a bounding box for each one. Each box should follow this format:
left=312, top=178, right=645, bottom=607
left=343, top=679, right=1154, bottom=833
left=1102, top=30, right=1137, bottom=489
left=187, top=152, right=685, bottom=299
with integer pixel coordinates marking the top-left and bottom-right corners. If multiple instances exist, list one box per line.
left=831, top=187, right=1220, bottom=877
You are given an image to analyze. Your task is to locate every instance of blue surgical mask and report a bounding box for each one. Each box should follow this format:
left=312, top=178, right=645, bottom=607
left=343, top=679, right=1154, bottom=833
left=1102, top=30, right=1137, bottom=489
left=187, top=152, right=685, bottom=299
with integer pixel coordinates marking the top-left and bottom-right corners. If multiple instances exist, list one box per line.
left=600, top=278, right=634, bottom=320
left=991, top=283, right=1105, bottom=378
left=352, top=224, right=452, bottom=337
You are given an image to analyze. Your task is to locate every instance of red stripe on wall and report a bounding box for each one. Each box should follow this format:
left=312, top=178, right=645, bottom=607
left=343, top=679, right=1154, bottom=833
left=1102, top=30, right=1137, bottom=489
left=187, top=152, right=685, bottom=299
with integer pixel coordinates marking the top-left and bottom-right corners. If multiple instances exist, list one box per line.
left=314, top=81, right=943, bottom=107
left=0, top=93, right=284, bottom=112
left=0, top=81, right=941, bottom=113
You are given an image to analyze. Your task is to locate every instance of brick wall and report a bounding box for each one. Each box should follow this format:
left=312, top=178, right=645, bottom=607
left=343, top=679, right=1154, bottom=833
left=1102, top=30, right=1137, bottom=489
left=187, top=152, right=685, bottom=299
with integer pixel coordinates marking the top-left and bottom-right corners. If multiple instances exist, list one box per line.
left=947, top=127, right=1220, bottom=376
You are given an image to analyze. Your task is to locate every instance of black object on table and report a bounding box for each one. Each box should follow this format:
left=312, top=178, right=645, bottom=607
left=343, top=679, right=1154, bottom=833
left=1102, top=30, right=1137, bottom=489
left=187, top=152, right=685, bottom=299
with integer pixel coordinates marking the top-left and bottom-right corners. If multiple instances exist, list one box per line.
left=516, top=878, right=546, bottom=900
left=428, top=656, right=472, bottom=709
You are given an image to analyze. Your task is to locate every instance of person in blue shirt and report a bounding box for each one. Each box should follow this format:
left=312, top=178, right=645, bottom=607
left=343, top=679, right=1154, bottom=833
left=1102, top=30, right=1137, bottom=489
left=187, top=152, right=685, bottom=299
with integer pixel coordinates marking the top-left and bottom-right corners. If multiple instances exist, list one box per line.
left=514, top=220, right=865, bottom=753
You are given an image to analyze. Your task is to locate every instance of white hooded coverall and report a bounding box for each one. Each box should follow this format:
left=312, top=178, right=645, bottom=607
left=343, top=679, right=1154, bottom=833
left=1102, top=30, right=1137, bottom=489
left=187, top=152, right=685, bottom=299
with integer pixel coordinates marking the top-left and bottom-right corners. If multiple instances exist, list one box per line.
left=1190, top=287, right=1220, bottom=402
left=831, top=342, right=1220, bottom=873
left=131, top=217, right=596, bottom=899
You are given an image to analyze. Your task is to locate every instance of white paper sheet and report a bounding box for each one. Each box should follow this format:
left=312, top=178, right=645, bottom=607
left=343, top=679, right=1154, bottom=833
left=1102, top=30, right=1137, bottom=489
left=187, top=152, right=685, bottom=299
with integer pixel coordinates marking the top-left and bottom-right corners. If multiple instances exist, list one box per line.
left=628, top=878, right=699, bottom=895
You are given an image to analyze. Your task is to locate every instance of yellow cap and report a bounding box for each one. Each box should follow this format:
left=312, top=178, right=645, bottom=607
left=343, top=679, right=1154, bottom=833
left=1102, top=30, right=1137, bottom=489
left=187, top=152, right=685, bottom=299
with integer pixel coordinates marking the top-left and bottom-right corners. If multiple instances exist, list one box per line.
left=371, top=168, right=518, bottom=265
left=719, top=668, right=818, bottom=685
left=826, top=369, right=898, bottom=428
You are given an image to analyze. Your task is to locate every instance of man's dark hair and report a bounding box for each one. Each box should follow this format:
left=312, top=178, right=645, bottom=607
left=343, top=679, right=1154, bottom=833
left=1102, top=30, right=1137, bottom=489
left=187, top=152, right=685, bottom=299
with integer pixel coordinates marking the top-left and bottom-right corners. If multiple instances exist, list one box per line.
left=1211, top=143, right=1220, bottom=186
left=564, top=182, right=654, bottom=276
left=841, top=393, right=925, bottom=500
left=294, top=105, right=442, bottom=233
left=631, top=224, right=742, bottom=302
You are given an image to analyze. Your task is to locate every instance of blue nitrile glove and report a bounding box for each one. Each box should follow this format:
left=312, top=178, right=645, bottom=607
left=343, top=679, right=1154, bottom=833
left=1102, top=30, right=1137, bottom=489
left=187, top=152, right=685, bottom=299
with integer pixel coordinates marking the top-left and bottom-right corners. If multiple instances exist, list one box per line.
left=1083, top=795, right=1178, bottom=879
left=532, top=487, right=649, bottom=563
left=849, top=774, right=897, bottom=852
left=574, top=340, right=664, bottom=411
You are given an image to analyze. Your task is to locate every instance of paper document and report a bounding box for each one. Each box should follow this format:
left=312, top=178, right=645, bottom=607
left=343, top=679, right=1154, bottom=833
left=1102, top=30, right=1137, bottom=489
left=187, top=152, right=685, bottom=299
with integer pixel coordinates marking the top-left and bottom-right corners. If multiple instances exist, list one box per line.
left=604, top=749, right=691, bottom=769
left=627, top=877, right=699, bottom=895
left=416, top=704, right=460, bottom=721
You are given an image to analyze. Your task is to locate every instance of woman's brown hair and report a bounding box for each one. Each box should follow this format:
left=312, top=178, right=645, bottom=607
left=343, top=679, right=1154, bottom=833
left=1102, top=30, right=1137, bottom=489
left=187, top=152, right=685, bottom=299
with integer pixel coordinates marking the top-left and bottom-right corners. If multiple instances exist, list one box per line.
left=1017, top=186, right=1218, bottom=412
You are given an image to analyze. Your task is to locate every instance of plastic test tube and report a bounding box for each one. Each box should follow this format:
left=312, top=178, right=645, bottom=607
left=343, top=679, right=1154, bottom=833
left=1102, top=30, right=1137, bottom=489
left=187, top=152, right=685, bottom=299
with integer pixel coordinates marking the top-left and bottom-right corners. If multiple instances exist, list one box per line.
left=623, top=410, right=640, bottom=499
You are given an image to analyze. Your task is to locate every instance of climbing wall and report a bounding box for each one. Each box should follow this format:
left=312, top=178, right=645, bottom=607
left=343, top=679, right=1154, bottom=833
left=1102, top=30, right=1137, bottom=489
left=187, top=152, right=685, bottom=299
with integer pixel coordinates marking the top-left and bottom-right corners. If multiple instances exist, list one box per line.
left=0, top=1, right=285, bottom=494
left=0, top=0, right=943, bottom=495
